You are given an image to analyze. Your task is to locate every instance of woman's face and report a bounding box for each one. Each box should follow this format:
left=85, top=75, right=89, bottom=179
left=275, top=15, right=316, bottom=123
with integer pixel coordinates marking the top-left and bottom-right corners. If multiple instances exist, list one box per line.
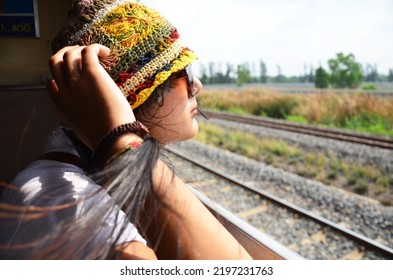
left=136, top=72, right=203, bottom=145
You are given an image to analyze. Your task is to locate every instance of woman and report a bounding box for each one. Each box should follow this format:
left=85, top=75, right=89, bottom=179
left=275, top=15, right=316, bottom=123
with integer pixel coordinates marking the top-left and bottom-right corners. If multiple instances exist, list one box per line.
left=0, top=0, right=252, bottom=260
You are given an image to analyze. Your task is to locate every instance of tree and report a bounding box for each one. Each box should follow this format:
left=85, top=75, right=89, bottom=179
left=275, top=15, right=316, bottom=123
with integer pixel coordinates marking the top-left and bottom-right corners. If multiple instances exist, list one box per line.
left=199, top=63, right=209, bottom=84
left=273, top=64, right=286, bottom=83
left=302, top=64, right=308, bottom=82
left=315, top=67, right=329, bottom=88
left=208, top=62, right=215, bottom=84
left=236, top=63, right=251, bottom=87
left=308, top=65, right=315, bottom=83
left=225, top=63, right=235, bottom=83
left=388, top=68, right=393, bottom=82
left=260, top=60, right=268, bottom=83
left=364, top=63, right=379, bottom=82
left=328, top=53, right=363, bottom=88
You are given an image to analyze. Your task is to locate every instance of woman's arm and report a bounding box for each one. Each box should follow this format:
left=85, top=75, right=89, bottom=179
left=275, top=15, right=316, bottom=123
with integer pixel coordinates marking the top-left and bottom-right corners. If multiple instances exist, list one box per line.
left=113, top=241, right=158, bottom=260
left=146, top=159, right=252, bottom=259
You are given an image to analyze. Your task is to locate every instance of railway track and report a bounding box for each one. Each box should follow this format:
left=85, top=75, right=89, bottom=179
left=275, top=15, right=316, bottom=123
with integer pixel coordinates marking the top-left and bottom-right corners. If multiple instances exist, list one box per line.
left=165, top=146, right=393, bottom=260
left=204, top=111, right=393, bottom=150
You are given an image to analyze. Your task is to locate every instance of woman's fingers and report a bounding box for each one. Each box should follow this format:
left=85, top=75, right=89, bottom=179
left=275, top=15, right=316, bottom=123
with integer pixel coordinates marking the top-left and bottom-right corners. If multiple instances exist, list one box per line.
left=46, top=78, right=59, bottom=97
left=81, top=44, right=111, bottom=74
left=49, top=44, right=111, bottom=92
left=63, top=47, right=83, bottom=83
left=48, top=45, right=80, bottom=91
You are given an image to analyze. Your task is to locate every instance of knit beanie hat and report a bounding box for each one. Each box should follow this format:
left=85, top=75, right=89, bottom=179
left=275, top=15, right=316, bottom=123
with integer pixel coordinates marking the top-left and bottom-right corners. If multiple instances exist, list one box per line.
left=52, top=0, right=198, bottom=109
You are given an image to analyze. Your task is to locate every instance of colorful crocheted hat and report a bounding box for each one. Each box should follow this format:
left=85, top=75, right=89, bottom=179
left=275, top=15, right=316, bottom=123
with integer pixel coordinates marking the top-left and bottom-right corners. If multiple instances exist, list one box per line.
left=52, top=0, right=197, bottom=109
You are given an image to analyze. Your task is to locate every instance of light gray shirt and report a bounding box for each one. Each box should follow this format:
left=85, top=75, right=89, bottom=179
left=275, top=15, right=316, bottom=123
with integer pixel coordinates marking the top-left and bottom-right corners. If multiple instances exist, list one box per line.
left=1, top=128, right=146, bottom=259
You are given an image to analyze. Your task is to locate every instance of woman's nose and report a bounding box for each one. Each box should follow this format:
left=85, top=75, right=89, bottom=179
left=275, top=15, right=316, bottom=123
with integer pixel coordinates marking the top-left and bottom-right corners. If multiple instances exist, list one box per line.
left=194, top=76, right=203, bottom=96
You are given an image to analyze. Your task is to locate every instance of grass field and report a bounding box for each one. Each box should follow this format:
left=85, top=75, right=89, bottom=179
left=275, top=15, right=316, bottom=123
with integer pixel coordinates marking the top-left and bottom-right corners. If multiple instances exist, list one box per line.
left=198, top=88, right=393, bottom=137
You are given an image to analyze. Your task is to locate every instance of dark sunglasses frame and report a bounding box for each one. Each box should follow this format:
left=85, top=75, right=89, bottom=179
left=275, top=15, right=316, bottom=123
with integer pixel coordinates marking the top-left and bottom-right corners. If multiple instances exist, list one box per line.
left=173, top=65, right=197, bottom=98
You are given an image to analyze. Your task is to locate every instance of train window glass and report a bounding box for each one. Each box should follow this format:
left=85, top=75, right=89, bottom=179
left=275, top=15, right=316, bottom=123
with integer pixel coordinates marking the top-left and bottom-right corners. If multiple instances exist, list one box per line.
left=0, top=0, right=40, bottom=37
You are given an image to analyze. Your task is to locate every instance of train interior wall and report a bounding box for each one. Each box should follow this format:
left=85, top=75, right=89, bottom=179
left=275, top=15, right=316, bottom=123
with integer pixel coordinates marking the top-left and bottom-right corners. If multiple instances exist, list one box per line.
left=0, top=89, right=60, bottom=183
left=0, top=0, right=72, bottom=86
left=1, top=1, right=71, bottom=182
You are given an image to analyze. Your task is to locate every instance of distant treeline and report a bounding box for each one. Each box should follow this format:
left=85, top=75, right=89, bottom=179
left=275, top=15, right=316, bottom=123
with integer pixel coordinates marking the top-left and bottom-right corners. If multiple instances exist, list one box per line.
left=198, top=53, right=393, bottom=89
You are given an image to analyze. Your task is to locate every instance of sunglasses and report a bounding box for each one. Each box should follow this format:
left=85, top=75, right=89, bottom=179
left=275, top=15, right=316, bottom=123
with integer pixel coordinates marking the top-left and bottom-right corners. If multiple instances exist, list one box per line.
left=173, top=65, right=197, bottom=98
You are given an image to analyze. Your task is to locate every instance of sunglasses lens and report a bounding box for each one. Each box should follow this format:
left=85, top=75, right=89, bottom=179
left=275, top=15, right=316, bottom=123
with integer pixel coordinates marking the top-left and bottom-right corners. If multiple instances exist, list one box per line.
left=172, top=65, right=197, bottom=98
left=185, top=65, right=196, bottom=98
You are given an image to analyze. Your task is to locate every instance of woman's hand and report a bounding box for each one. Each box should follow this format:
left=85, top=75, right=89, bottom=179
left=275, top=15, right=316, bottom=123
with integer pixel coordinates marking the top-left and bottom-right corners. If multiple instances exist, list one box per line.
left=47, top=44, right=135, bottom=150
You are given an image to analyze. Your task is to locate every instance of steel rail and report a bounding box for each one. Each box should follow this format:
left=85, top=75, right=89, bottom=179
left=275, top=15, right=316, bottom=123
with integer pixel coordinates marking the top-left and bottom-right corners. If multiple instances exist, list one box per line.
left=166, top=146, right=393, bottom=258
left=204, top=111, right=393, bottom=150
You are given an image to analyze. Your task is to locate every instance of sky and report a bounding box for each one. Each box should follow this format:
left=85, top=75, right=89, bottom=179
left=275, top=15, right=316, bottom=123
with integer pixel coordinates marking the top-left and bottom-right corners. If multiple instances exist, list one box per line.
left=141, top=0, right=393, bottom=77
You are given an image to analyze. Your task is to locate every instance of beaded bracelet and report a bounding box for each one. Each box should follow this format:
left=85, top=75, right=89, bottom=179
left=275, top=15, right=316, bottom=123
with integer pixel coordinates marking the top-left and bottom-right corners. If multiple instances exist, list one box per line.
left=105, top=140, right=143, bottom=165
left=91, top=121, right=149, bottom=167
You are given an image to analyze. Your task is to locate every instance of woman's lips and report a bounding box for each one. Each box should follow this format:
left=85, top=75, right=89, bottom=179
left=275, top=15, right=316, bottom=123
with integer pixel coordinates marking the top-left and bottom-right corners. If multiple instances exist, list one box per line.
left=191, top=107, right=198, bottom=116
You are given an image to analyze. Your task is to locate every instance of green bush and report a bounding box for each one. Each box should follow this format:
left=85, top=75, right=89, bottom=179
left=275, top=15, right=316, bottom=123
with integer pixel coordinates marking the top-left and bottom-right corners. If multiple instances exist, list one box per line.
left=354, top=181, right=368, bottom=195
left=254, top=98, right=298, bottom=119
left=228, top=107, right=248, bottom=115
left=376, top=176, right=393, bottom=193
left=362, top=83, right=378, bottom=90
left=286, top=115, right=308, bottom=124
left=344, top=115, right=393, bottom=137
